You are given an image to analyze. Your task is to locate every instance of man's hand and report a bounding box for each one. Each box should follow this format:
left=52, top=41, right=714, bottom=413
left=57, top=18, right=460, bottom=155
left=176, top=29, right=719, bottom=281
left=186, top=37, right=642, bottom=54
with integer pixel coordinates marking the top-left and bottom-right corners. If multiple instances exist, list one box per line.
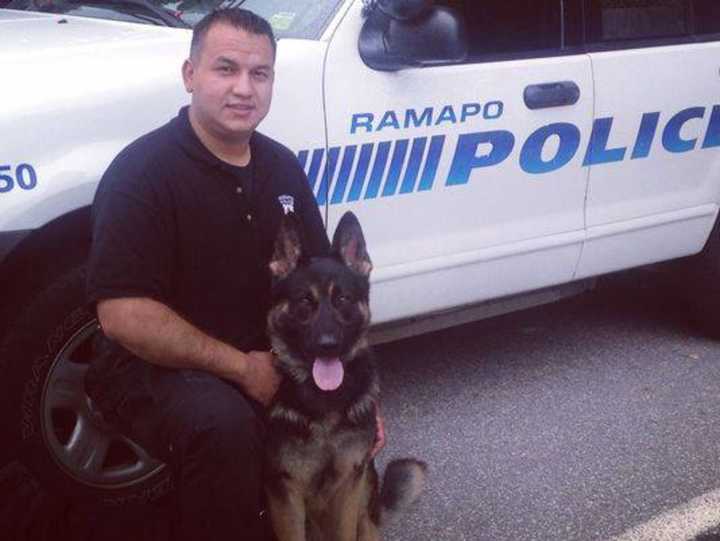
left=370, top=403, right=386, bottom=459
left=235, top=350, right=281, bottom=407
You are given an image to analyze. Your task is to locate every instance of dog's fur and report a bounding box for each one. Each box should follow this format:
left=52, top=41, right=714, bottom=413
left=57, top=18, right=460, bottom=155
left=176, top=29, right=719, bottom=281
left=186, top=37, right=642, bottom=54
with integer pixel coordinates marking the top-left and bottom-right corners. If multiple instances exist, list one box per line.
left=265, top=211, right=426, bottom=541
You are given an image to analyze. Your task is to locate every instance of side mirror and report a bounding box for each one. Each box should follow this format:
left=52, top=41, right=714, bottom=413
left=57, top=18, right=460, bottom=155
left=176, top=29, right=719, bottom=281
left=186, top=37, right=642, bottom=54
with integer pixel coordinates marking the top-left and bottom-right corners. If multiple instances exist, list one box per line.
left=359, top=1, right=468, bottom=71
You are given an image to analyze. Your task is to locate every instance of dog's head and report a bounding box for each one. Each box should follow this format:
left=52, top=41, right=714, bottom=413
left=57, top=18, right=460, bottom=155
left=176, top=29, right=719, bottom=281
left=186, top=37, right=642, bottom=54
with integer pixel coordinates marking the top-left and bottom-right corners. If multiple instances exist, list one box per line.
left=268, top=211, right=373, bottom=392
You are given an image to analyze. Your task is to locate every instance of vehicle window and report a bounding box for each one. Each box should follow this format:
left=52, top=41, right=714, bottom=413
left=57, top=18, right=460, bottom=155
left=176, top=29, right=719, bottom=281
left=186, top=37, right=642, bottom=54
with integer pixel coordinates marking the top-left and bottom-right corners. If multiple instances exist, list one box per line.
left=587, top=0, right=720, bottom=44
left=167, top=0, right=345, bottom=38
left=6, top=0, right=190, bottom=26
left=438, top=0, right=565, bottom=61
left=692, top=0, right=720, bottom=36
left=3, top=0, right=344, bottom=38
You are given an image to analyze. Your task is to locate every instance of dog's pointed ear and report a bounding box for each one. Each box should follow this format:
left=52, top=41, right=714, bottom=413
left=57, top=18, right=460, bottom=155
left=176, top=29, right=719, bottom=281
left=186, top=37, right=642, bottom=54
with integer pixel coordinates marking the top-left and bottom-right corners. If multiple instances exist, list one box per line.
left=270, top=212, right=303, bottom=280
left=332, top=212, right=372, bottom=277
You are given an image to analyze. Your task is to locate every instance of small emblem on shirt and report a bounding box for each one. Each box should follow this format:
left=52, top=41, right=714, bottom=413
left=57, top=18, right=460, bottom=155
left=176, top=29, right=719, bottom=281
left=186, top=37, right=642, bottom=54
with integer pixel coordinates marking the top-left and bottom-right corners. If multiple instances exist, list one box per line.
left=278, top=195, right=295, bottom=215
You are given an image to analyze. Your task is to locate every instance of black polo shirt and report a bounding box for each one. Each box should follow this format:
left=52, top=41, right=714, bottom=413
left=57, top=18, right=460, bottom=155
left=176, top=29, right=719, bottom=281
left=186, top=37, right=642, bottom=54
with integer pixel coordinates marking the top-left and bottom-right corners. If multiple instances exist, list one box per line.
left=87, top=106, right=329, bottom=351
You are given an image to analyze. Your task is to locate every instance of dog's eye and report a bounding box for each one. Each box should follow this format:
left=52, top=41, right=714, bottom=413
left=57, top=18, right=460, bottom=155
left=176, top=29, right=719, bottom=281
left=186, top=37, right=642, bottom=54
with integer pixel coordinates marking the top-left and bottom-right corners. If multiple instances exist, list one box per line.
left=298, top=294, right=315, bottom=307
left=336, top=293, right=352, bottom=305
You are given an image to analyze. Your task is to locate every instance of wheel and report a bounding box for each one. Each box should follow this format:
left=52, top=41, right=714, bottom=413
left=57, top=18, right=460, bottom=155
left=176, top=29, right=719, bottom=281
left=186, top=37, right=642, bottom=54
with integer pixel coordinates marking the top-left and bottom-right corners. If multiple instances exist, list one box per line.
left=0, top=265, right=173, bottom=508
left=675, top=216, right=720, bottom=337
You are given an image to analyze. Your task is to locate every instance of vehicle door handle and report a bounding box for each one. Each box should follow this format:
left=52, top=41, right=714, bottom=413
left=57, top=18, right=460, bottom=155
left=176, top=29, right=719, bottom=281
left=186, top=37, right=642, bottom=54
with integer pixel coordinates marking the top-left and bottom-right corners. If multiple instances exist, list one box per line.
left=524, top=81, right=580, bottom=110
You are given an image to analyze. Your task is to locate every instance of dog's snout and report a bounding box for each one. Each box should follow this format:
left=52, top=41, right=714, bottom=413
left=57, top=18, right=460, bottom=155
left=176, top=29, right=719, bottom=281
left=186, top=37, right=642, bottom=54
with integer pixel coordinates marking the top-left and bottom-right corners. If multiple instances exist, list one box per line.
left=317, top=333, right=340, bottom=354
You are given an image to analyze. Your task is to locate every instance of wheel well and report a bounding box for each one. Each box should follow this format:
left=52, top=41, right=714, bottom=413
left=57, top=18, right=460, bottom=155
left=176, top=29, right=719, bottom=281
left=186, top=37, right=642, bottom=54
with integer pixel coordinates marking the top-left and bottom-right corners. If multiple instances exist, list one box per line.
left=0, top=206, right=92, bottom=343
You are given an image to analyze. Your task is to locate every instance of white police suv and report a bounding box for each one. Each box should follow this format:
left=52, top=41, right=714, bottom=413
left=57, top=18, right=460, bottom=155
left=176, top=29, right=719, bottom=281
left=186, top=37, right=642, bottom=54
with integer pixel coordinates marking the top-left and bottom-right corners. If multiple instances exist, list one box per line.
left=2, top=0, right=720, bottom=508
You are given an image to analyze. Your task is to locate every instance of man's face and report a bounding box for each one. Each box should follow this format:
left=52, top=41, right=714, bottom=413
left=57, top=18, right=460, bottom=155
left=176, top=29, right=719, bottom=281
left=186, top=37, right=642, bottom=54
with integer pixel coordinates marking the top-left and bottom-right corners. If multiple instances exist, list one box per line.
left=183, top=23, right=275, bottom=142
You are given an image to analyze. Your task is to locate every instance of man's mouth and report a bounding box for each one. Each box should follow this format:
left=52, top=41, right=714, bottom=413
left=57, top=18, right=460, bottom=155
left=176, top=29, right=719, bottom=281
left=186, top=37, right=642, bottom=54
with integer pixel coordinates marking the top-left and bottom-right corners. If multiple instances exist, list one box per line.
left=226, top=104, right=255, bottom=114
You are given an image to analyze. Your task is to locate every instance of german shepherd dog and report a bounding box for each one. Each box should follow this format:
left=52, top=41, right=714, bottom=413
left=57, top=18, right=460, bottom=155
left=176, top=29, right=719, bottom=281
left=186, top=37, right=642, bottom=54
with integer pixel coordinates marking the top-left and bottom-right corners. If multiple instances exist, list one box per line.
left=265, top=211, right=427, bottom=541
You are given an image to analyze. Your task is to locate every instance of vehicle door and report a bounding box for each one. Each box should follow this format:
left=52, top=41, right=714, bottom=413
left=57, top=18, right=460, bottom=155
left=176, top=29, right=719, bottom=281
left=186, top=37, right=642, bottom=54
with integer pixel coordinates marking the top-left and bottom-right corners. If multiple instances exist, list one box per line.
left=317, top=0, right=593, bottom=324
left=577, top=0, right=720, bottom=278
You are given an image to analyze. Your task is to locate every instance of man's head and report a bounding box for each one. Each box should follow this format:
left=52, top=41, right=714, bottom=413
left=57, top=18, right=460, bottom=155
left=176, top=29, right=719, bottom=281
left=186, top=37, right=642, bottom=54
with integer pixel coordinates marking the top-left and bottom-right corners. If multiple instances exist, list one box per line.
left=182, top=9, right=276, bottom=144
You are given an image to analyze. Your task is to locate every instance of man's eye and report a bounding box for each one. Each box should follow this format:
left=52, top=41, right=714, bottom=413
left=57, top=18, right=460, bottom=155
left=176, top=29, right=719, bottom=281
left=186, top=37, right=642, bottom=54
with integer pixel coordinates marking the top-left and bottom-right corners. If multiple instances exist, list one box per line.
left=253, top=71, right=268, bottom=80
left=336, top=294, right=352, bottom=305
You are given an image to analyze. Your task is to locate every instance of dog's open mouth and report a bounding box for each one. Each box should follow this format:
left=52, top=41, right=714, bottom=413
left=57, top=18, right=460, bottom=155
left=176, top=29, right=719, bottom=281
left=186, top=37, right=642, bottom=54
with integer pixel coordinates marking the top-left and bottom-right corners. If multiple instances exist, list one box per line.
left=312, top=357, right=344, bottom=391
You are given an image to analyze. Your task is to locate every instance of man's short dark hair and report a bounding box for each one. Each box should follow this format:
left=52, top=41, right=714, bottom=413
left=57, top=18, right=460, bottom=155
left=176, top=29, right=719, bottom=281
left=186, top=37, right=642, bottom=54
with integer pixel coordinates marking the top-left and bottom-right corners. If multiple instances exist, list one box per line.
left=190, top=8, right=277, bottom=60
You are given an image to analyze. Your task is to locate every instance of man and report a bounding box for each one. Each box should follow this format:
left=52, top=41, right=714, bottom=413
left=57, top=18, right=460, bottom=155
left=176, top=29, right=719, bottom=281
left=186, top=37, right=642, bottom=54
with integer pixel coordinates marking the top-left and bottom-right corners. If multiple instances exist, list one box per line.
left=84, top=9, right=381, bottom=540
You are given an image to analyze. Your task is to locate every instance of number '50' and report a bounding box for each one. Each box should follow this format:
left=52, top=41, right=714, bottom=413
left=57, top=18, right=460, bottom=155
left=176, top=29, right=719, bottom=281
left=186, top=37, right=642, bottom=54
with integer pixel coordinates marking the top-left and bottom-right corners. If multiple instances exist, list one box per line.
left=0, top=164, right=38, bottom=193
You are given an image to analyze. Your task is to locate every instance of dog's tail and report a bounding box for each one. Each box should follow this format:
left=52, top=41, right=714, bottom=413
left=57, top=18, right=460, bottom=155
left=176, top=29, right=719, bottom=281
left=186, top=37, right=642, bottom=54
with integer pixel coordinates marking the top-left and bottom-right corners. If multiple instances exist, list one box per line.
left=378, top=458, right=428, bottom=526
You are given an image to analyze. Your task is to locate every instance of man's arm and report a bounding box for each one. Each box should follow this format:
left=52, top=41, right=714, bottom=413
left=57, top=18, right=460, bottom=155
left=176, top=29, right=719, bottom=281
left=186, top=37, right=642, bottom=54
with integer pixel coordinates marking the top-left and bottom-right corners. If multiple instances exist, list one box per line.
left=98, top=297, right=280, bottom=405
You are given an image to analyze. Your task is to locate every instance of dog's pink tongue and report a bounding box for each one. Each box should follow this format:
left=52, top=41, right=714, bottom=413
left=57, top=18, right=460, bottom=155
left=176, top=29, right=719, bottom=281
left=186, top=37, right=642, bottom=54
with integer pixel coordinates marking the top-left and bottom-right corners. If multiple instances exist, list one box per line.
left=312, top=357, right=344, bottom=391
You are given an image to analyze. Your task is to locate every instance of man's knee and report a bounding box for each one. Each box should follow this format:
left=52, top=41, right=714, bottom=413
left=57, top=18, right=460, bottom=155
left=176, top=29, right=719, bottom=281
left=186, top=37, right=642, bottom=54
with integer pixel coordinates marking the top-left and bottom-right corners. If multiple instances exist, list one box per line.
left=129, top=370, right=265, bottom=467
left=184, top=392, right=264, bottom=463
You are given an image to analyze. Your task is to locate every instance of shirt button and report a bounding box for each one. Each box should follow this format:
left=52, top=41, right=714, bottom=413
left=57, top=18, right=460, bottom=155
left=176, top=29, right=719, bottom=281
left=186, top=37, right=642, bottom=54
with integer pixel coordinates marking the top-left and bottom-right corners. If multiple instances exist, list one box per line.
left=236, top=186, right=243, bottom=194
left=246, top=213, right=253, bottom=223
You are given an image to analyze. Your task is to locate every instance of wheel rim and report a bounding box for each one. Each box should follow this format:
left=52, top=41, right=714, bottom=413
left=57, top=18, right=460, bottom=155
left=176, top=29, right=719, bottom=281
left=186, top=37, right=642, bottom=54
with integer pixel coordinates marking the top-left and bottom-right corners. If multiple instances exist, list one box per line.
left=41, top=320, right=166, bottom=489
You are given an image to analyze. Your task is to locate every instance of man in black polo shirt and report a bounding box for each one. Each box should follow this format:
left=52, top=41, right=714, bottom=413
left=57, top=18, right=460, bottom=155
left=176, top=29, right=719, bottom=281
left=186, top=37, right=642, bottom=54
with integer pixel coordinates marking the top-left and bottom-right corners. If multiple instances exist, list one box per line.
left=84, top=9, right=329, bottom=540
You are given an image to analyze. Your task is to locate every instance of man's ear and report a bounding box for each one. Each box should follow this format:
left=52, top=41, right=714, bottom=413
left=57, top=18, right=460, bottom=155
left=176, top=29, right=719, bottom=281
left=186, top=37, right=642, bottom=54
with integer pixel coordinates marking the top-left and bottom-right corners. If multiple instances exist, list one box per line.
left=182, top=58, right=194, bottom=93
left=270, top=213, right=304, bottom=279
left=331, top=211, right=372, bottom=277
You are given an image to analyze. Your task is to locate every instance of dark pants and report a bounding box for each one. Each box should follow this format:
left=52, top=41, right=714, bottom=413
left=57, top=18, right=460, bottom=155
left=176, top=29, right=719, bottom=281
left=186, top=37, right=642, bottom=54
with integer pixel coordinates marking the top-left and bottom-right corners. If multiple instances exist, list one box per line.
left=85, top=334, right=269, bottom=541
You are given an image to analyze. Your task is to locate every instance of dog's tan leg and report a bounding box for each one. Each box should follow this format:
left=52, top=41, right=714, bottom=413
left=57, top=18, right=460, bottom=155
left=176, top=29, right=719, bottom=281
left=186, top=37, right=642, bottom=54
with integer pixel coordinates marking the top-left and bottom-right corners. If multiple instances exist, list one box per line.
left=322, top=470, right=380, bottom=541
left=325, top=481, right=362, bottom=541
left=357, top=514, right=380, bottom=541
left=267, top=484, right=307, bottom=541
left=356, top=468, right=380, bottom=541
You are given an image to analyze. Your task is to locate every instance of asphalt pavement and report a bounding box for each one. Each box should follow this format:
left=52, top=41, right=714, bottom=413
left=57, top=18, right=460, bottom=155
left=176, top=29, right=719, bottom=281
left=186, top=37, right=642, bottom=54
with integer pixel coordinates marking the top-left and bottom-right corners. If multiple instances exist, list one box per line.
left=375, top=266, right=720, bottom=540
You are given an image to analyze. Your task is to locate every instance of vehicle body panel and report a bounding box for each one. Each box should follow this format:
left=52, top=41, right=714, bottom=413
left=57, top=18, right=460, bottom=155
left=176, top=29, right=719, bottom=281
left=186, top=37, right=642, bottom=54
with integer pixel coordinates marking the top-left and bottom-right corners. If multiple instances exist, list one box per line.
left=577, top=41, right=720, bottom=277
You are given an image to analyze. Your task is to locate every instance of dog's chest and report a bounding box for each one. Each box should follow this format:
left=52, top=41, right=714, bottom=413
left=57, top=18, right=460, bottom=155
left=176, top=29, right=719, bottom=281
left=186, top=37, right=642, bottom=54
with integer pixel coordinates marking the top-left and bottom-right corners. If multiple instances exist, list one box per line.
left=270, top=411, right=374, bottom=494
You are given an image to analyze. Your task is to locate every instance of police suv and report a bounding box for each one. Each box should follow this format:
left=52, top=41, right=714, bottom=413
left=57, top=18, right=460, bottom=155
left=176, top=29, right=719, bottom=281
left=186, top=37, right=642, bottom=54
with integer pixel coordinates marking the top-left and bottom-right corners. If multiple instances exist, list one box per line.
left=2, top=0, right=720, bottom=509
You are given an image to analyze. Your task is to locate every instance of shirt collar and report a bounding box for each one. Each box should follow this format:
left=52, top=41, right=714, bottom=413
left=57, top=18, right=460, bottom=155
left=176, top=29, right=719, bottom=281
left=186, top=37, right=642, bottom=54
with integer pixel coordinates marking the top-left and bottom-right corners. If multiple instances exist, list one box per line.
left=172, top=106, right=260, bottom=172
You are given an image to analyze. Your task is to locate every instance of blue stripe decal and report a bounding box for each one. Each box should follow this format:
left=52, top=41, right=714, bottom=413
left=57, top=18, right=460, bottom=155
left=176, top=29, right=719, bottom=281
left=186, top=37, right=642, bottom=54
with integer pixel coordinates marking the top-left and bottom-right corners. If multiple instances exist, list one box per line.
left=417, top=135, right=445, bottom=192
left=347, top=143, right=374, bottom=202
left=307, top=149, right=324, bottom=191
left=365, top=142, right=391, bottom=200
left=382, top=139, right=409, bottom=197
left=316, top=147, right=340, bottom=205
left=299, top=103, right=720, bottom=200
left=399, top=137, right=428, bottom=194
left=297, top=150, right=309, bottom=170
left=331, top=146, right=358, bottom=204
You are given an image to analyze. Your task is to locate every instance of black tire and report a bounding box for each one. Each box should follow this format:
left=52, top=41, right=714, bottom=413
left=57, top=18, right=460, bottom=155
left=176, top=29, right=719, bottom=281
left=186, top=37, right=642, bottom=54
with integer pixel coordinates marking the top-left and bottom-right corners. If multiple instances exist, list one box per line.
left=0, top=265, right=173, bottom=509
left=673, top=216, right=720, bottom=337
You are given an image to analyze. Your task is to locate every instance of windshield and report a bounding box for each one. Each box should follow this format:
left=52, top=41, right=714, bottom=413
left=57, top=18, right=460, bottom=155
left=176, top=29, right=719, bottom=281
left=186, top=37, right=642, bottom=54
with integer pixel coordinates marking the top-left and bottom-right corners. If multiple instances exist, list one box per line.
left=3, top=0, right=346, bottom=38
left=179, top=1, right=345, bottom=38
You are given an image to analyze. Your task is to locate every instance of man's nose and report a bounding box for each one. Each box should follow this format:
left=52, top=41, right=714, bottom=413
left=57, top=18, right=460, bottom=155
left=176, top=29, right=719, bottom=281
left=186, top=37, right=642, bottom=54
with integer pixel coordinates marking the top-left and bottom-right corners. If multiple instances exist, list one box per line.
left=231, top=72, right=253, bottom=96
